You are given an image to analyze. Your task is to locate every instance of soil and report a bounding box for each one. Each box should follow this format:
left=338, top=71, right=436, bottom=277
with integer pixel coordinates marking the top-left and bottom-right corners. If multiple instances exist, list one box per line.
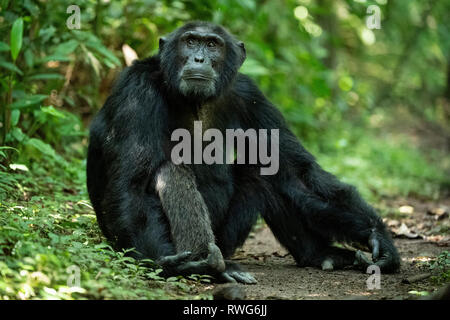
left=203, top=198, right=450, bottom=300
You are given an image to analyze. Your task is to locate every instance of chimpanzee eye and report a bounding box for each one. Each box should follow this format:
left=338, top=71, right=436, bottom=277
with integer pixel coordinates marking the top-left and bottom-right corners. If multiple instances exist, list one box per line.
left=187, top=38, right=195, bottom=46
left=207, top=41, right=216, bottom=48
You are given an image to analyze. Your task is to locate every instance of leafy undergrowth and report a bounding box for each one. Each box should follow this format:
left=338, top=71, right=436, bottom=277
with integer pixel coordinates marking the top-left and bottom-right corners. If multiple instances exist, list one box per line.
left=429, top=251, right=450, bottom=285
left=0, top=159, right=211, bottom=300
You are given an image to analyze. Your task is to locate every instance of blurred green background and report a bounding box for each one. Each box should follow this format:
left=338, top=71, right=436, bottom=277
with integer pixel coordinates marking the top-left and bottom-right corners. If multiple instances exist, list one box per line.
left=0, top=0, right=449, bottom=299
left=1, top=0, right=449, bottom=200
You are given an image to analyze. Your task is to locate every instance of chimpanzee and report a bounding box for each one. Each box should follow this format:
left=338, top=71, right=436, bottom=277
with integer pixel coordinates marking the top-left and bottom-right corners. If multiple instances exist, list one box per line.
left=87, top=21, right=400, bottom=284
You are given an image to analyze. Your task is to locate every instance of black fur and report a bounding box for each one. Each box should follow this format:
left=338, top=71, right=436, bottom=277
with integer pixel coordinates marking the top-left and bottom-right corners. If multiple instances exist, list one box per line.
left=87, top=21, right=400, bottom=278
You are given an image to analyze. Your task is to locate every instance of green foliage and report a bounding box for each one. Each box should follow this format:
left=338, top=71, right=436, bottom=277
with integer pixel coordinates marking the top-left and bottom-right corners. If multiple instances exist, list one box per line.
left=0, top=159, right=210, bottom=300
left=311, top=127, right=449, bottom=201
left=10, top=18, right=23, bottom=61
left=429, top=251, right=450, bottom=285
left=0, top=0, right=121, bottom=168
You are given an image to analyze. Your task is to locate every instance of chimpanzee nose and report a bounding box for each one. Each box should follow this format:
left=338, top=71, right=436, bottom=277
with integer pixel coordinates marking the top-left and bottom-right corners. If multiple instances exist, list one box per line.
left=194, top=56, right=205, bottom=63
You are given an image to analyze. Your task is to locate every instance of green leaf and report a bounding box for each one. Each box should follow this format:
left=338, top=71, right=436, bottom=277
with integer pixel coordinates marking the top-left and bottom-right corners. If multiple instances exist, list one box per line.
left=24, top=0, right=40, bottom=16
left=64, top=96, right=75, bottom=107
left=10, top=18, right=24, bottom=61
left=0, top=61, right=23, bottom=75
left=84, top=49, right=101, bottom=76
left=11, top=127, right=26, bottom=142
left=40, top=106, right=67, bottom=118
left=28, top=73, right=64, bottom=80
left=91, top=44, right=121, bottom=66
left=241, top=58, right=269, bottom=76
left=0, top=41, right=10, bottom=52
left=38, top=26, right=56, bottom=42
left=25, top=138, right=57, bottom=158
left=24, top=49, right=34, bottom=68
left=0, top=146, right=19, bottom=157
left=10, top=95, right=48, bottom=109
left=11, top=109, right=20, bottom=126
left=0, top=146, right=19, bottom=152
left=40, top=54, right=72, bottom=63
left=53, top=39, right=79, bottom=55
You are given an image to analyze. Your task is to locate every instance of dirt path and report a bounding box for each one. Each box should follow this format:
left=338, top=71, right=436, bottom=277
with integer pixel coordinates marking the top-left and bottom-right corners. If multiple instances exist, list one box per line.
left=213, top=198, right=450, bottom=300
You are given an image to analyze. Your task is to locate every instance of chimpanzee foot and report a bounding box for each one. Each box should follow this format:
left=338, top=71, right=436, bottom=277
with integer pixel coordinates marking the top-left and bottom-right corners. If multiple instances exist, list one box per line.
left=318, top=247, right=357, bottom=271
left=320, top=251, right=372, bottom=271
left=321, top=258, right=334, bottom=271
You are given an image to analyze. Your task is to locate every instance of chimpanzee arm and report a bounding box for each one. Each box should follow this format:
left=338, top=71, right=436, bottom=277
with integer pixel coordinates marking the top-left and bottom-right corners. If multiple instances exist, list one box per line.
left=155, top=161, right=216, bottom=258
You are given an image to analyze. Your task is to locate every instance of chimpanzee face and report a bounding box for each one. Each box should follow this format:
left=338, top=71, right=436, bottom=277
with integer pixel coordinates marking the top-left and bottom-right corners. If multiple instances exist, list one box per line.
left=177, top=28, right=226, bottom=98
left=159, top=22, right=246, bottom=101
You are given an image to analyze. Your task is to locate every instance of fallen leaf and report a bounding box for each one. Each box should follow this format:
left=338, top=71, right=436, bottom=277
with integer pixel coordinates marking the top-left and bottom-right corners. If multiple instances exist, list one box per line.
left=385, top=219, right=400, bottom=228
left=392, top=223, right=422, bottom=239
left=399, top=205, right=414, bottom=214
left=427, top=206, right=449, bottom=221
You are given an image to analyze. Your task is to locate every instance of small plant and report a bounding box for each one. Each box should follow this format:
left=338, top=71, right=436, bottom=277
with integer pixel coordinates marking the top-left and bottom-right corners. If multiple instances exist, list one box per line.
left=429, top=251, right=450, bottom=285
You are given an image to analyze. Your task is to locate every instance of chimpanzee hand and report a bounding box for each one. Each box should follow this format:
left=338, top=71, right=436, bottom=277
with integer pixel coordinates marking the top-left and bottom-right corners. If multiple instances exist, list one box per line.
left=157, top=243, right=256, bottom=284
left=218, top=261, right=257, bottom=284
left=157, top=243, right=226, bottom=277
left=355, top=228, right=400, bottom=273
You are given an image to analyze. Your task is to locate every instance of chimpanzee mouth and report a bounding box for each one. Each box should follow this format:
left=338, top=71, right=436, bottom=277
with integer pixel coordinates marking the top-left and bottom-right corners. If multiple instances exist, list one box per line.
left=183, top=75, right=212, bottom=81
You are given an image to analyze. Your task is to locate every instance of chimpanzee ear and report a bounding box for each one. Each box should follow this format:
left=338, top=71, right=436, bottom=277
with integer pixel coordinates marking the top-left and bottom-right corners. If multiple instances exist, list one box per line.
left=237, top=41, right=246, bottom=65
left=159, top=37, right=167, bottom=50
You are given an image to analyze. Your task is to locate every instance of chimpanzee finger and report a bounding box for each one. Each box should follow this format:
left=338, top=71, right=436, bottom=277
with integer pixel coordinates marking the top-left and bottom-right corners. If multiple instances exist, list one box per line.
left=369, top=232, right=380, bottom=261
left=207, top=243, right=226, bottom=272
left=157, top=251, right=192, bottom=266
left=354, top=250, right=372, bottom=270
left=176, top=259, right=211, bottom=274
left=220, top=272, right=237, bottom=283
left=229, top=271, right=257, bottom=284
left=374, top=254, right=399, bottom=273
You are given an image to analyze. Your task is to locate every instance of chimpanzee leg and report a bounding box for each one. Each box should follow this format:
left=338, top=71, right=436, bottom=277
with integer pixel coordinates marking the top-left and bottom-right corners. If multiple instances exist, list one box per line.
left=216, top=166, right=281, bottom=258
left=217, top=167, right=356, bottom=273
left=215, top=188, right=260, bottom=259
left=214, top=168, right=281, bottom=284
left=274, top=176, right=399, bottom=272
left=214, top=194, right=260, bottom=283
left=262, top=199, right=355, bottom=270
left=126, top=196, right=176, bottom=260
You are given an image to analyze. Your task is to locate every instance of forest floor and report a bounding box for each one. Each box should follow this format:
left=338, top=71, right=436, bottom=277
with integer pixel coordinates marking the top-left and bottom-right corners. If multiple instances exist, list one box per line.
left=198, top=197, right=450, bottom=300
left=2, top=176, right=449, bottom=299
